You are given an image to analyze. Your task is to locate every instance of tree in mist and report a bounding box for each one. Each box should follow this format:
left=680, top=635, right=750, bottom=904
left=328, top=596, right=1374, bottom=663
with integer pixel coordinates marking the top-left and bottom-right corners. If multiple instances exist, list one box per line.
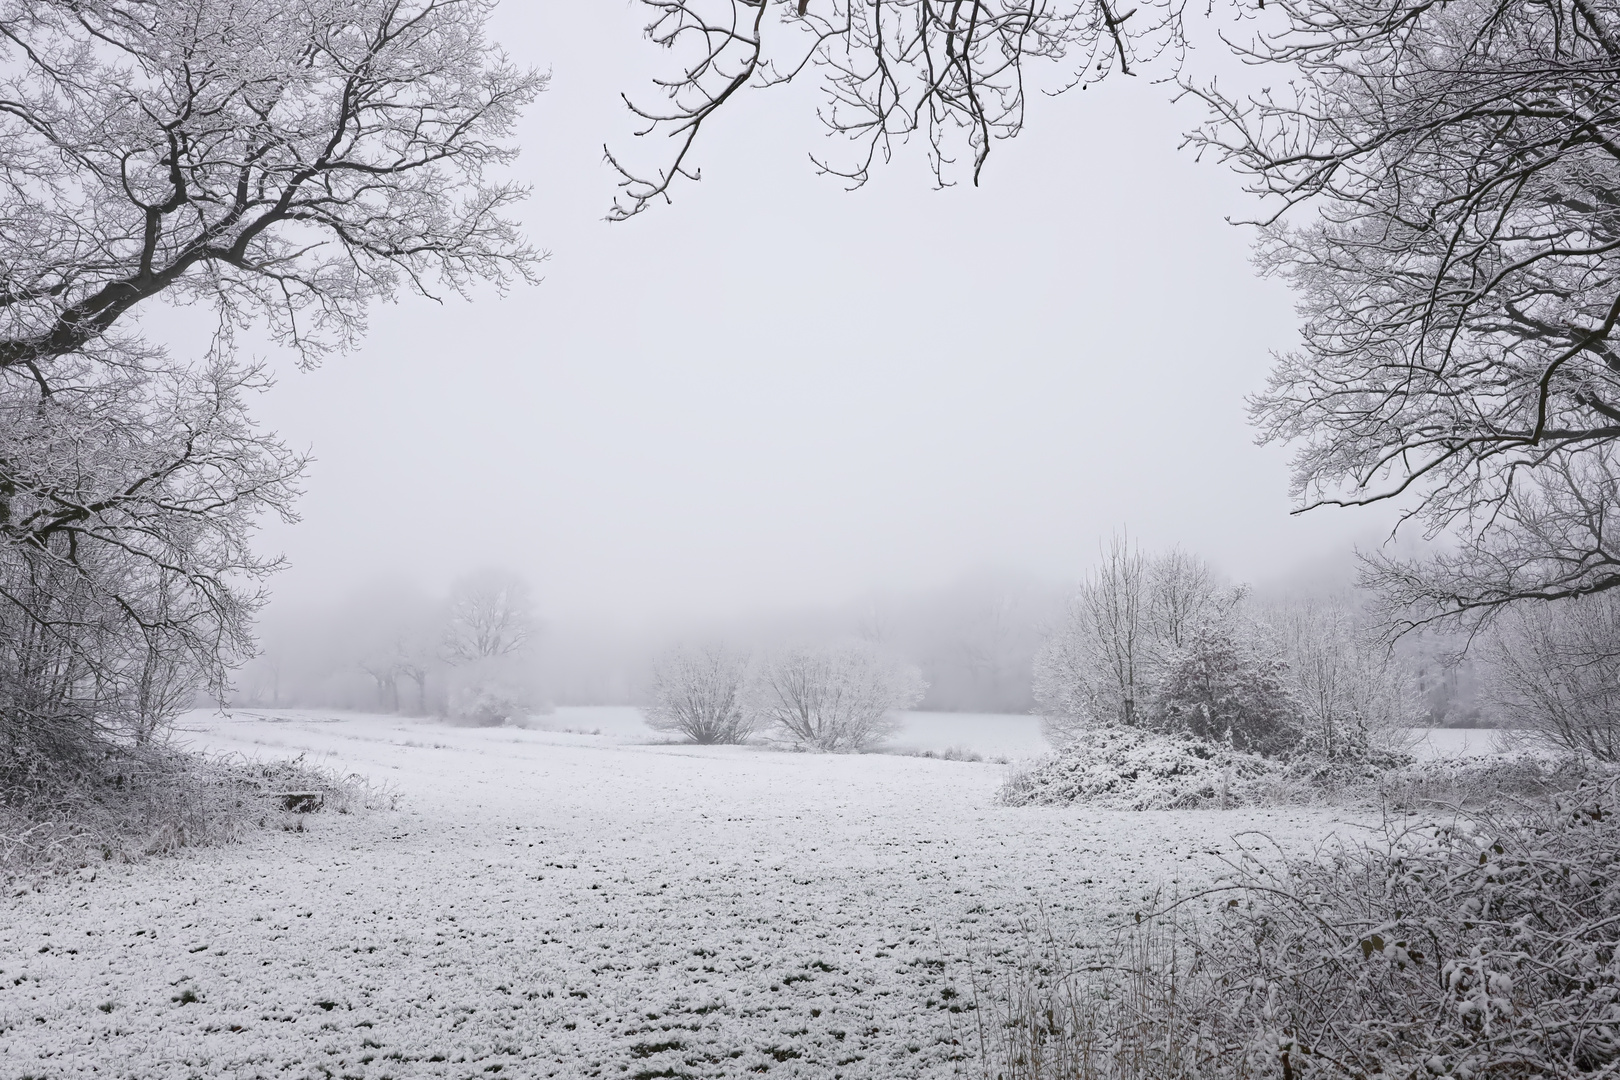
left=752, top=644, right=925, bottom=752
left=442, top=570, right=540, bottom=726
left=645, top=645, right=753, bottom=743
left=1484, top=595, right=1620, bottom=762
left=0, top=0, right=541, bottom=768
left=443, top=571, right=534, bottom=664
left=1034, top=537, right=1226, bottom=744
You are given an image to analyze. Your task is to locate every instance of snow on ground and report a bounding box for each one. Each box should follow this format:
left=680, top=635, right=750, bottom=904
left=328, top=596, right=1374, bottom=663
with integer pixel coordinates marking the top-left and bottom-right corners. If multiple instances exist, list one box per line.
left=4, top=710, right=1364, bottom=1080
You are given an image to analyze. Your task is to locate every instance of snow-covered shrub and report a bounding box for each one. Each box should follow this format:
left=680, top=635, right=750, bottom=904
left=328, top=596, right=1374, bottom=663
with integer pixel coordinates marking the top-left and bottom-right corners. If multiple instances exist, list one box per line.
left=0, top=748, right=384, bottom=875
left=1377, top=751, right=1613, bottom=810
left=751, top=643, right=925, bottom=752
left=1152, top=621, right=1302, bottom=757
left=1000, top=727, right=1282, bottom=810
left=644, top=645, right=753, bottom=743
left=979, top=778, right=1620, bottom=1079
left=1181, top=778, right=1620, bottom=1079
left=446, top=657, right=539, bottom=727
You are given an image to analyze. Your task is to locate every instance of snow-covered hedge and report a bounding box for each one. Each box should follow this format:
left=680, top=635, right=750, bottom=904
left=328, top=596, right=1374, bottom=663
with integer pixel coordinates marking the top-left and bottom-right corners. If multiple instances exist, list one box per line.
left=1000, top=728, right=1283, bottom=810
left=1000, top=729, right=1619, bottom=813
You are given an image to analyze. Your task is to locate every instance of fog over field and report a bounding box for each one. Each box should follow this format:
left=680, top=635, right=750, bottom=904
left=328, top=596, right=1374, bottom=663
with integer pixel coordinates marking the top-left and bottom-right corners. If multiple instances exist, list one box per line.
left=223, top=2, right=1390, bottom=634
left=7, top=1, right=1616, bottom=1078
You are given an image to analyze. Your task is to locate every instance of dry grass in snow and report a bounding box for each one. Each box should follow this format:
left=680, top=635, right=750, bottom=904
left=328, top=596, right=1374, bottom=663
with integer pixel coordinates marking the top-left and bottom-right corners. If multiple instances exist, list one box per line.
left=1, top=710, right=1360, bottom=1079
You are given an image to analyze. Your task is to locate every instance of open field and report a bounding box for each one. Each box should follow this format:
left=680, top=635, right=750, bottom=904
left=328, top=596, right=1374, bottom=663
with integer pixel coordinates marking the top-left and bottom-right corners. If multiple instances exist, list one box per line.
left=3, top=710, right=1369, bottom=1079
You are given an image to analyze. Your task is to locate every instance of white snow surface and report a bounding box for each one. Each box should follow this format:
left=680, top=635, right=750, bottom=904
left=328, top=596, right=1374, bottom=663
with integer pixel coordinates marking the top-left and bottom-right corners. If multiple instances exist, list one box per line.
left=3, top=709, right=1363, bottom=1079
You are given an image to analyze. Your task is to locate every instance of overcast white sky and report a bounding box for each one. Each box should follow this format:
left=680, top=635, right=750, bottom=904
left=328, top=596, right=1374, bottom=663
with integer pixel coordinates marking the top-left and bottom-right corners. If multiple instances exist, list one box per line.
left=225, top=1, right=1398, bottom=623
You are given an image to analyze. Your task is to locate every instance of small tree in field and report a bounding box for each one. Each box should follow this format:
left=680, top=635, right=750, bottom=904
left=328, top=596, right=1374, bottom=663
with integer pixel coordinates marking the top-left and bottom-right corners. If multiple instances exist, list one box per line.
left=1152, top=621, right=1302, bottom=757
left=645, top=646, right=752, bottom=744
left=753, top=644, right=925, bottom=753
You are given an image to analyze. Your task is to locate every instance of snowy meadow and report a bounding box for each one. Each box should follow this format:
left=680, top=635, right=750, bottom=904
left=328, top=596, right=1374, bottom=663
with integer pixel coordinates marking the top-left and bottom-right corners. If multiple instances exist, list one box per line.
left=2, top=710, right=1359, bottom=1079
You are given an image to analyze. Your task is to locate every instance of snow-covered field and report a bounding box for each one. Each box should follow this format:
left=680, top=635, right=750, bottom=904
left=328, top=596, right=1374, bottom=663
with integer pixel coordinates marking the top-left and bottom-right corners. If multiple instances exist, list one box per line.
left=4, top=710, right=1367, bottom=1079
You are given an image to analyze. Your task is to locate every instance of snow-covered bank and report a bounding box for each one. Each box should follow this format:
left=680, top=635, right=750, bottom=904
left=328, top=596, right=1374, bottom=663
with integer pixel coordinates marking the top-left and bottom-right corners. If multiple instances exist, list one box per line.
left=3, top=711, right=1360, bottom=1079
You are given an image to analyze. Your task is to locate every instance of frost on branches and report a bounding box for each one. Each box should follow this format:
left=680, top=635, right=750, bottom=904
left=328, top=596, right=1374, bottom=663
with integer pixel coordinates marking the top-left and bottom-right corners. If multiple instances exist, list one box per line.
left=645, top=645, right=754, bottom=745
left=0, top=0, right=543, bottom=774
left=1189, top=0, right=1620, bottom=625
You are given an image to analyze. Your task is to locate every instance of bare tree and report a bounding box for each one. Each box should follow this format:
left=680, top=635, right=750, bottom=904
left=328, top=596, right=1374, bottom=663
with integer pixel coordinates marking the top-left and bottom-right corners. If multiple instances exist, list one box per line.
left=1182, top=0, right=1620, bottom=628
left=1264, top=596, right=1422, bottom=762
left=645, top=645, right=753, bottom=743
left=0, top=0, right=542, bottom=767
left=752, top=643, right=924, bottom=752
left=441, top=570, right=538, bottom=726
left=1, top=359, right=300, bottom=769
left=1146, top=547, right=1222, bottom=652
left=1033, top=534, right=1149, bottom=743
left=442, top=570, right=533, bottom=664
left=1484, top=593, right=1620, bottom=762
left=607, top=0, right=1186, bottom=218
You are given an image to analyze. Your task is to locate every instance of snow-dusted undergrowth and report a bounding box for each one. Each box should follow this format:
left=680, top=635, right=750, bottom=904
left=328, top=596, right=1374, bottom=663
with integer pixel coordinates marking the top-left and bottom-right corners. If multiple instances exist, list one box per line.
left=1000, top=728, right=1283, bottom=810
left=0, top=710, right=1353, bottom=1079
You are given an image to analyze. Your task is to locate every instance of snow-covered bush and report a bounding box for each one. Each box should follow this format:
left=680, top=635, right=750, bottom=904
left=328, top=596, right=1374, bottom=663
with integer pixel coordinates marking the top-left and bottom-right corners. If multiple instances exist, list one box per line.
left=445, top=657, right=538, bottom=727
left=644, top=645, right=753, bottom=743
left=979, top=778, right=1620, bottom=1079
left=751, top=643, right=925, bottom=752
left=1000, top=727, right=1282, bottom=810
left=1190, top=778, right=1620, bottom=1079
left=1152, top=621, right=1302, bottom=757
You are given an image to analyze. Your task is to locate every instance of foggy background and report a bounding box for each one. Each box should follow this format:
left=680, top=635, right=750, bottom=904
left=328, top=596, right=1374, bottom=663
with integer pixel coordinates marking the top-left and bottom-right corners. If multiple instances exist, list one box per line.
left=200, top=2, right=1435, bottom=717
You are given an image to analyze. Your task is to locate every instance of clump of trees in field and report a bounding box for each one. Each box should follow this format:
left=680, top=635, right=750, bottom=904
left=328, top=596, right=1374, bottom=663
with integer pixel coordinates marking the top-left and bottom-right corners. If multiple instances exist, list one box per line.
left=1034, top=536, right=1421, bottom=767
left=235, top=570, right=544, bottom=727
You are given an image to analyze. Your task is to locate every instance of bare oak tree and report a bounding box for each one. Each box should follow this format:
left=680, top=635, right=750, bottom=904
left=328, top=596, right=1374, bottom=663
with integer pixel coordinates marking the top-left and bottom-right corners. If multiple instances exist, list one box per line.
left=0, top=0, right=544, bottom=375
left=1186, top=0, right=1620, bottom=629
left=442, top=570, right=533, bottom=664
left=0, top=0, right=542, bottom=767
